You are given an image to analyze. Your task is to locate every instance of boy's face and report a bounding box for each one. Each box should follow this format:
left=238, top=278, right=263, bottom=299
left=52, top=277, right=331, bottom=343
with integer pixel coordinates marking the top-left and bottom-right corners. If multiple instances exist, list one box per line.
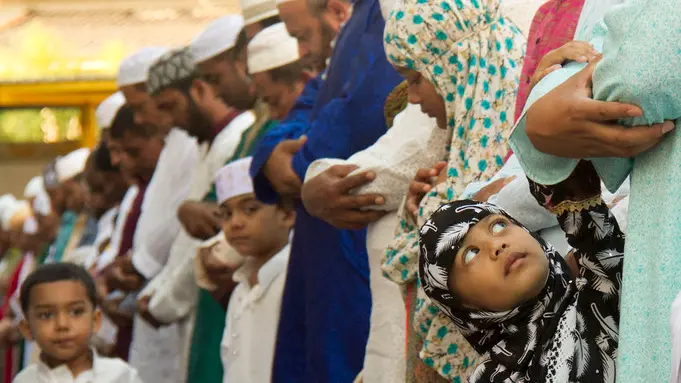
left=252, top=71, right=304, bottom=120
left=448, top=214, right=549, bottom=312
left=19, top=280, right=101, bottom=364
left=220, top=194, right=294, bottom=257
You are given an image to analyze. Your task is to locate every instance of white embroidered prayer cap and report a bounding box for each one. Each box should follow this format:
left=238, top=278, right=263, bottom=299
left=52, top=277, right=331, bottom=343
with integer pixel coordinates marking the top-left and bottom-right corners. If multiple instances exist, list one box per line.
left=33, top=191, right=52, bottom=217
left=23, top=176, right=44, bottom=199
left=117, top=47, right=170, bottom=87
left=96, top=92, right=126, bottom=129
left=215, top=157, right=254, bottom=205
left=241, top=0, right=279, bottom=25
left=1, top=200, right=30, bottom=231
left=23, top=215, right=38, bottom=235
left=190, top=15, right=245, bottom=65
left=247, top=22, right=300, bottom=74
left=56, top=148, right=91, bottom=183
left=275, top=0, right=294, bottom=5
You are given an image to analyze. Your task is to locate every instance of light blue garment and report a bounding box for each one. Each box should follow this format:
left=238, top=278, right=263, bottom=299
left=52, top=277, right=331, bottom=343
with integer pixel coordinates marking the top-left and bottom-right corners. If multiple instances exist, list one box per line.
left=512, top=0, right=681, bottom=381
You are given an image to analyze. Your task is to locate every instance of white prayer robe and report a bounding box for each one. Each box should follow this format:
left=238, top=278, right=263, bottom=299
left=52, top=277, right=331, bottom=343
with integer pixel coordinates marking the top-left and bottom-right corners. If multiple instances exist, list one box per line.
left=142, top=111, right=254, bottom=376
left=128, top=128, right=199, bottom=383
left=222, top=244, right=290, bottom=383
left=13, top=350, right=143, bottom=383
left=81, top=207, right=119, bottom=270
left=95, top=186, right=139, bottom=273
left=131, top=128, right=200, bottom=279
left=670, top=291, right=681, bottom=383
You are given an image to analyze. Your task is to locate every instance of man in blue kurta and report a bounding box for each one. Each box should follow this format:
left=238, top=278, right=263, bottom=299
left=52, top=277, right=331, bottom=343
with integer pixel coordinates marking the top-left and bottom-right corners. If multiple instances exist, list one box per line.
left=249, top=0, right=402, bottom=380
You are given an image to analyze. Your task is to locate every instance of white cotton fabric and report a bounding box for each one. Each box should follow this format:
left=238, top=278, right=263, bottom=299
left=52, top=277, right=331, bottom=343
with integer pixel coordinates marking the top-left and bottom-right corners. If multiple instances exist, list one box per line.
left=96, top=92, right=126, bottom=129
left=117, top=47, right=169, bottom=87
left=222, top=244, right=290, bottom=383
left=247, top=22, right=299, bottom=74
left=13, top=350, right=143, bottom=383
left=22, top=215, right=38, bottom=235
left=143, top=111, right=254, bottom=376
left=0, top=194, right=16, bottom=219
left=56, top=148, right=90, bottom=182
left=190, top=15, right=245, bottom=64
left=23, top=176, right=44, bottom=199
left=128, top=128, right=199, bottom=383
left=240, top=0, right=279, bottom=25
left=82, top=206, right=119, bottom=270
left=131, top=128, right=200, bottom=279
left=1, top=200, right=29, bottom=230
left=95, top=186, right=139, bottom=273
left=215, top=157, right=254, bottom=205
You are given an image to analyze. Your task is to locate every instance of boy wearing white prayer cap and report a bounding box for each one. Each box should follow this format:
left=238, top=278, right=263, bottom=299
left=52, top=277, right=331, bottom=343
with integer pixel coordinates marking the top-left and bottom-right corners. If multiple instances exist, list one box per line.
left=248, top=22, right=314, bottom=119
left=207, top=157, right=294, bottom=383
left=23, top=176, right=44, bottom=205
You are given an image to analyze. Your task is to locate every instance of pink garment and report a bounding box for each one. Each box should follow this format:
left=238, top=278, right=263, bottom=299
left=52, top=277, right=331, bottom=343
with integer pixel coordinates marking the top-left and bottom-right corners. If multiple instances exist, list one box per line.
left=514, top=0, right=586, bottom=121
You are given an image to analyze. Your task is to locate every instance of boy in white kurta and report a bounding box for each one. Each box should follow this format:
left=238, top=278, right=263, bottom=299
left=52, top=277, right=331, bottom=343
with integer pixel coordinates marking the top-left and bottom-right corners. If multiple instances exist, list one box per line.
left=14, top=263, right=142, bottom=383
left=209, top=157, right=294, bottom=383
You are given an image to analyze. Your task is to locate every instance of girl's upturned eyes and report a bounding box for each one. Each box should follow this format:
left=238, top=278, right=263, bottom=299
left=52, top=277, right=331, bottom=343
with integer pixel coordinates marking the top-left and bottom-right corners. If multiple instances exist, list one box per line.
left=491, top=220, right=508, bottom=234
left=463, top=247, right=479, bottom=264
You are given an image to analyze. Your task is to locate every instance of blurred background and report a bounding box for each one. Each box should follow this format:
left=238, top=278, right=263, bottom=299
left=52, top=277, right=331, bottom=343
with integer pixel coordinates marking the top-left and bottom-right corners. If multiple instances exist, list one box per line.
left=0, top=0, right=542, bottom=196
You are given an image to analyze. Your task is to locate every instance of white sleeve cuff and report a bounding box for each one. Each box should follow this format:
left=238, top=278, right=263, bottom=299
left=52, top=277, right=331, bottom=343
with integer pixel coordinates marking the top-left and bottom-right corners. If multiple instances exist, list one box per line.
left=132, top=246, right=165, bottom=280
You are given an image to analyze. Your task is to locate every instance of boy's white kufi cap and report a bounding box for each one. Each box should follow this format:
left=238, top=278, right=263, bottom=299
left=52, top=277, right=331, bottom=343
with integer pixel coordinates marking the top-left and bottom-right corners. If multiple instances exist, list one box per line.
left=117, top=47, right=169, bottom=87
left=190, top=15, right=245, bottom=65
left=247, top=22, right=300, bottom=74
left=214, top=157, right=254, bottom=205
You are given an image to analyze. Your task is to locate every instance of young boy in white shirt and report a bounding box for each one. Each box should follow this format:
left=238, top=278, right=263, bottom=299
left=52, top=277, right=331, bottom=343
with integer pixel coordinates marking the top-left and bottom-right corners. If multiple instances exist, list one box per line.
left=13, top=263, right=142, bottom=383
left=213, top=157, right=295, bottom=383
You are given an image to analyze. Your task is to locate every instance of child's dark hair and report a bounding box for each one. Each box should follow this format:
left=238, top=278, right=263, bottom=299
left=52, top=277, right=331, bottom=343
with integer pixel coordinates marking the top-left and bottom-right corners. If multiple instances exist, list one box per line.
left=20, top=263, right=97, bottom=315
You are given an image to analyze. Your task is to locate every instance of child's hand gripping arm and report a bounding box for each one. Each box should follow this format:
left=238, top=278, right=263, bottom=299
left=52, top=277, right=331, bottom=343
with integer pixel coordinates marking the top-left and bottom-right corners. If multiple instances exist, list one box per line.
left=529, top=161, right=625, bottom=306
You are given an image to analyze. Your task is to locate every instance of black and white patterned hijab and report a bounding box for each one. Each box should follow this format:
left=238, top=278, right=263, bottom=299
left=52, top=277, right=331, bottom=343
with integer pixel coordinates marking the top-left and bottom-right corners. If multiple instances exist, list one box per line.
left=419, top=200, right=576, bottom=380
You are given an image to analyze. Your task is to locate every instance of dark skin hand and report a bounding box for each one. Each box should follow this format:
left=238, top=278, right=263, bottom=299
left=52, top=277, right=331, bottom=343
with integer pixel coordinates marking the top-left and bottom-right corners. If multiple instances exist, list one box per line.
left=107, top=255, right=145, bottom=293
left=178, top=201, right=223, bottom=241
left=525, top=57, right=674, bottom=159
left=263, top=136, right=307, bottom=197
left=137, top=295, right=164, bottom=329
left=301, top=164, right=387, bottom=230
left=406, top=161, right=448, bottom=222
left=95, top=276, right=133, bottom=328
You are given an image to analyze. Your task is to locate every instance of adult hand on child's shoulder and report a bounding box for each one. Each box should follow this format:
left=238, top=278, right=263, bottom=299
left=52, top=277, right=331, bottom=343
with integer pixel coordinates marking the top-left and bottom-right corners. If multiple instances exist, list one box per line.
left=302, top=164, right=386, bottom=230
left=406, top=161, right=447, bottom=222
left=526, top=58, right=674, bottom=159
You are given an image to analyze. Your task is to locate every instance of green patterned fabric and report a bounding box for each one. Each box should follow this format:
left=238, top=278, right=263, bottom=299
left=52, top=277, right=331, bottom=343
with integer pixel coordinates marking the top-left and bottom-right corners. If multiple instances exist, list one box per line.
left=49, top=211, right=77, bottom=263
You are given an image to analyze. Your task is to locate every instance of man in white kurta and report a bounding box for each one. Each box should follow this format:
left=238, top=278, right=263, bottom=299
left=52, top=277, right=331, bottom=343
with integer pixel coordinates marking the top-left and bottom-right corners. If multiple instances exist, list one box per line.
left=115, top=47, right=200, bottom=383
left=136, top=37, right=255, bottom=377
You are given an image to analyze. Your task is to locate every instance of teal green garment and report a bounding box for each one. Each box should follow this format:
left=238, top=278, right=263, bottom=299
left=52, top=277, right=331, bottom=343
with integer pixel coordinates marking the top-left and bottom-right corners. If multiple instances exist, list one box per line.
left=48, top=211, right=78, bottom=263
left=513, top=0, right=681, bottom=381
left=186, top=118, right=278, bottom=383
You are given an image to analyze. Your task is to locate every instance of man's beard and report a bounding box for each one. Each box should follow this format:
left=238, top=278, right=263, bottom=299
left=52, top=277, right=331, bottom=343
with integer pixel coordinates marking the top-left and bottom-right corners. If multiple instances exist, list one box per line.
left=187, top=97, right=213, bottom=143
left=313, top=20, right=337, bottom=72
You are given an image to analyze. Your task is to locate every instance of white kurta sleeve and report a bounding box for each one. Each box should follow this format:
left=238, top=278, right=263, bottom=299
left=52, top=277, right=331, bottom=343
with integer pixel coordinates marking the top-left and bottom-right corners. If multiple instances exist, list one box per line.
left=305, top=104, right=447, bottom=211
left=132, top=129, right=199, bottom=279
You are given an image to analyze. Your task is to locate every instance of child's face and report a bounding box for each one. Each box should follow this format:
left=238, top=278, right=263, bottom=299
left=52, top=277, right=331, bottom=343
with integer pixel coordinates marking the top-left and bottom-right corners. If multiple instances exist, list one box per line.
left=449, top=214, right=549, bottom=312
left=220, top=194, right=294, bottom=257
left=395, top=66, right=447, bottom=129
left=19, top=280, right=101, bottom=365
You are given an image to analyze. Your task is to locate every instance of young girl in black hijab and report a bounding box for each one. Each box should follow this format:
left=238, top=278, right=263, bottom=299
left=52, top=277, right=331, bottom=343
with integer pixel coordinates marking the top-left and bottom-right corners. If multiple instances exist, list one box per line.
left=419, top=161, right=623, bottom=382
